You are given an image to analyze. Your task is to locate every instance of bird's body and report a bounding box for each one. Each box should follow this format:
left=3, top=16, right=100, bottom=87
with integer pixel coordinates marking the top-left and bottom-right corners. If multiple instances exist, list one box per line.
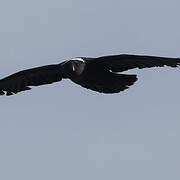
left=0, top=54, right=180, bottom=96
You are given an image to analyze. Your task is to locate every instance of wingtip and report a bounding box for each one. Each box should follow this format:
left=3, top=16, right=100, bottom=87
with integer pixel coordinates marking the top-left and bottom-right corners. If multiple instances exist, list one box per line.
left=0, top=90, right=5, bottom=96
left=6, top=92, right=14, bottom=96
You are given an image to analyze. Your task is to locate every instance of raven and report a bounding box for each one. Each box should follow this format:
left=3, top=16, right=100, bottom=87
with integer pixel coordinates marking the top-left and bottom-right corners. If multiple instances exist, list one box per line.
left=0, top=54, right=180, bottom=96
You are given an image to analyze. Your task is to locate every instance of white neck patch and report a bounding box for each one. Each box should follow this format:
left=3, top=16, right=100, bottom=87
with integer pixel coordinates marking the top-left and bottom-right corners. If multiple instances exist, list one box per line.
left=71, top=57, right=85, bottom=62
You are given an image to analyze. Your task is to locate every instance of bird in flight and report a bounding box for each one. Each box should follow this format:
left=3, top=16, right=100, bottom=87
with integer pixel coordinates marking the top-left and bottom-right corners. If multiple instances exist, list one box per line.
left=0, top=54, right=180, bottom=96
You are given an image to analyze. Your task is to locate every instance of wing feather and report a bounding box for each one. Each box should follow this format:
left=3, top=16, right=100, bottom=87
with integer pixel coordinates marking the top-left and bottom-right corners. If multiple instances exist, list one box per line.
left=94, top=54, right=180, bottom=72
left=0, top=64, right=63, bottom=96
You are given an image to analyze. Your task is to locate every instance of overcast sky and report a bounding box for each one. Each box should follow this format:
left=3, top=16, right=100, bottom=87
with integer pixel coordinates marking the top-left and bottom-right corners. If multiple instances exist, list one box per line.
left=0, top=0, right=180, bottom=179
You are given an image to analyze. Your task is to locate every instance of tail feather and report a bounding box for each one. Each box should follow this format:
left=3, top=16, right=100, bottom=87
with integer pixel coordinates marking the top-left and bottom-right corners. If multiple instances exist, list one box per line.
left=99, top=73, right=138, bottom=93
left=75, top=73, right=138, bottom=94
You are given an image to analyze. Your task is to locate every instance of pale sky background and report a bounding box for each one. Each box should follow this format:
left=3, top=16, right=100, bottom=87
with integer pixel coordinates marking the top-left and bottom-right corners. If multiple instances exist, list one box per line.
left=0, top=0, right=180, bottom=179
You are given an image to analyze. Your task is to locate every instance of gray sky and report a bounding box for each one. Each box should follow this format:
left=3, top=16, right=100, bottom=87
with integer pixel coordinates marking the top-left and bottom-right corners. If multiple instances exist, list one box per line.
left=0, top=0, right=180, bottom=179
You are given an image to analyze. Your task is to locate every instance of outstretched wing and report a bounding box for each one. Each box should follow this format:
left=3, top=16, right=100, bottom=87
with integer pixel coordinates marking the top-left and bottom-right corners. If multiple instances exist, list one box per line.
left=93, top=54, right=180, bottom=72
left=0, top=64, right=63, bottom=96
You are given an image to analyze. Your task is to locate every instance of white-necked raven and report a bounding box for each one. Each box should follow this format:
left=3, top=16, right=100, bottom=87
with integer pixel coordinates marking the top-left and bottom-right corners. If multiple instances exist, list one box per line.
left=0, top=54, right=180, bottom=96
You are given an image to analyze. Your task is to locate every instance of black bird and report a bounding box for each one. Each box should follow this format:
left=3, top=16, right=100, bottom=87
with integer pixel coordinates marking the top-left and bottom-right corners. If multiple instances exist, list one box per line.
left=0, top=54, right=180, bottom=96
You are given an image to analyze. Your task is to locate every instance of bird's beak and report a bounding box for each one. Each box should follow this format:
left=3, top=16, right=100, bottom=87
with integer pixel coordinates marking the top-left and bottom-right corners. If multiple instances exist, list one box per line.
left=72, top=65, right=75, bottom=72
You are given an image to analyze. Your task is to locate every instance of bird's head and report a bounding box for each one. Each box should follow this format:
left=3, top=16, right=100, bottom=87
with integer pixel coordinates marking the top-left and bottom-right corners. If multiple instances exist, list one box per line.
left=61, top=58, right=86, bottom=77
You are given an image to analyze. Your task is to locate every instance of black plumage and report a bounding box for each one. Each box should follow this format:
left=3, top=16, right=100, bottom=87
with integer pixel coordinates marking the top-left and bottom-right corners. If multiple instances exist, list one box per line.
left=0, top=54, right=180, bottom=96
